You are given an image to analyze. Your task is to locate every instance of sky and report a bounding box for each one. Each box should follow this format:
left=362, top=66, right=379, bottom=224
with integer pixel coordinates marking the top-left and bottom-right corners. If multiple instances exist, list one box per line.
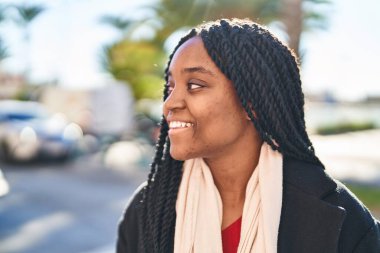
left=1, top=0, right=380, bottom=101
left=301, top=0, right=380, bottom=100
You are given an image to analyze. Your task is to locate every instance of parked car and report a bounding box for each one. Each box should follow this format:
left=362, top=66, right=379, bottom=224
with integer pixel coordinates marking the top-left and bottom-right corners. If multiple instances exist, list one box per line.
left=0, top=168, right=9, bottom=197
left=0, top=100, right=84, bottom=163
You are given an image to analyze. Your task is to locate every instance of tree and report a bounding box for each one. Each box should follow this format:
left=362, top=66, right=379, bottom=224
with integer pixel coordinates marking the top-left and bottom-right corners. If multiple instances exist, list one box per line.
left=280, top=0, right=330, bottom=58
left=137, top=0, right=281, bottom=47
left=102, top=40, right=166, bottom=100
left=0, top=4, right=6, bottom=23
left=101, top=0, right=282, bottom=101
left=0, top=39, right=8, bottom=62
left=13, top=4, right=45, bottom=40
left=101, top=0, right=331, bottom=101
left=0, top=4, right=9, bottom=70
left=99, top=15, right=133, bottom=37
left=13, top=4, right=45, bottom=79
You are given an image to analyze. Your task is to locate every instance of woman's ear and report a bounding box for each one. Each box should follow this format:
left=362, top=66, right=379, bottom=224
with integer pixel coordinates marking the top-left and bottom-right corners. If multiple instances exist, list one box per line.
left=245, top=102, right=257, bottom=120
left=245, top=112, right=251, bottom=120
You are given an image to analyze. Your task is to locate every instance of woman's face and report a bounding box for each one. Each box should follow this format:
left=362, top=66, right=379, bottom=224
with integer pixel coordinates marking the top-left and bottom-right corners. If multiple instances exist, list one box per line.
left=163, top=36, right=256, bottom=161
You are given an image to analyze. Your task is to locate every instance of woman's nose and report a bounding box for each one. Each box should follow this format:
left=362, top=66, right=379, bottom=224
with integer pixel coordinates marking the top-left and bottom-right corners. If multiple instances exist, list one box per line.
left=163, top=87, right=186, bottom=113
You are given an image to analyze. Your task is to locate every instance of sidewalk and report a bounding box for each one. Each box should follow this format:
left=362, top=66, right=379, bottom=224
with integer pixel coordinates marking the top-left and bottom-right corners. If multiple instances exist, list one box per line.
left=311, top=129, right=380, bottom=186
left=99, top=131, right=380, bottom=186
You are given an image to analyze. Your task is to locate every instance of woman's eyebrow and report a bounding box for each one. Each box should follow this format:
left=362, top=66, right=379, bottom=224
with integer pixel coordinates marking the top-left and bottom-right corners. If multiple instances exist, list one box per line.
left=167, top=67, right=215, bottom=77
left=182, top=66, right=215, bottom=76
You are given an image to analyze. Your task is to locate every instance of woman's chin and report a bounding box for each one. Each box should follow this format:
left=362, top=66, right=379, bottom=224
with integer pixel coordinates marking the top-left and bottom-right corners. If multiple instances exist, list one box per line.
left=169, top=151, right=187, bottom=161
left=169, top=148, right=195, bottom=161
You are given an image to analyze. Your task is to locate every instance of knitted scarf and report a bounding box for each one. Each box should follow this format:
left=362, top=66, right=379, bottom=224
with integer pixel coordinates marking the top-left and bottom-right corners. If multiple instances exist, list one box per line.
left=174, top=142, right=283, bottom=253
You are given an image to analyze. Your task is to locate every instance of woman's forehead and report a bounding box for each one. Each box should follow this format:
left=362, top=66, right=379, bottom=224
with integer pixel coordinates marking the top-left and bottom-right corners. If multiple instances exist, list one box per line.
left=169, top=37, right=218, bottom=76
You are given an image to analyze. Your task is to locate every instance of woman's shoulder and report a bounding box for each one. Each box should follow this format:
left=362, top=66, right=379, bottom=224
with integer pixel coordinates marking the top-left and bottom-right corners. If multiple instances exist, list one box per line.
left=328, top=180, right=380, bottom=252
left=281, top=156, right=380, bottom=252
left=284, top=155, right=379, bottom=223
left=123, top=182, right=147, bottom=214
left=116, top=182, right=146, bottom=253
left=285, top=156, right=377, bottom=228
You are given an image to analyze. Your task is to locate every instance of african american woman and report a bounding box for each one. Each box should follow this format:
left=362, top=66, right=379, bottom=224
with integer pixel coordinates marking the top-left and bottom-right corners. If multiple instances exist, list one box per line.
left=116, top=18, right=380, bottom=253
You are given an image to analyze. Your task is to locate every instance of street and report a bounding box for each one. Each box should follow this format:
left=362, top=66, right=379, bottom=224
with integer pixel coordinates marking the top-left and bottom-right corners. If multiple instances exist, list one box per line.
left=0, top=153, right=147, bottom=253
left=1, top=130, right=380, bottom=253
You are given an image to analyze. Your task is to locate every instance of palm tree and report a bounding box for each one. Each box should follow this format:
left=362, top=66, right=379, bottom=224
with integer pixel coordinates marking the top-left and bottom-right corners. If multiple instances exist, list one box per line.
left=0, top=4, right=10, bottom=73
left=99, top=15, right=133, bottom=38
left=13, top=4, right=45, bottom=79
left=138, top=0, right=281, bottom=48
left=101, top=0, right=331, bottom=101
left=101, top=0, right=283, bottom=100
left=0, top=5, right=6, bottom=23
left=13, top=4, right=45, bottom=40
left=280, top=0, right=330, bottom=58
left=107, top=0, right=329, bottom=55
left=0, top=39, right=8, bottom=62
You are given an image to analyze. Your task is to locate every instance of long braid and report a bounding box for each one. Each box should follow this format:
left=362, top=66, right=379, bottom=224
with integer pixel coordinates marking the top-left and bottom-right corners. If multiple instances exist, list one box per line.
left=139, top=121, right=168, bottom=252
left=256, top=30, right=314, bottom=151
left=199, top=19, right=321, bottom=164
left=138, top=18, right=323, bottom=252
left=226, top=21, right=311, bottom=158
left=252, top=24, right=316, bottom=154
left=138, top=29, right=197, bottom=252
left=255, top=31, right=317, bottom=155
left=202, top=22, right=297, bottom=154
left=159, top=158, right=183, bottom=251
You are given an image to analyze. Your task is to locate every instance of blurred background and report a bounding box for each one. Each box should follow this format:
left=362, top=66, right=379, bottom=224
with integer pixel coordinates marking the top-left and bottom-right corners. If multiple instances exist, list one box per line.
left=0, top=0, right=379, bottom=252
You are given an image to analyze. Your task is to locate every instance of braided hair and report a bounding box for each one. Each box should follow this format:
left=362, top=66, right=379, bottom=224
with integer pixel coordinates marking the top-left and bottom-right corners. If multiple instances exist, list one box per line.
left=137, top=18, right=322, bottom=252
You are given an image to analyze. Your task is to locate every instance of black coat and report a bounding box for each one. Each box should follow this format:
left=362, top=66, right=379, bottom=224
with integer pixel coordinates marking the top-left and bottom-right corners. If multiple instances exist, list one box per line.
left=117, top=156, right=380, bottom=252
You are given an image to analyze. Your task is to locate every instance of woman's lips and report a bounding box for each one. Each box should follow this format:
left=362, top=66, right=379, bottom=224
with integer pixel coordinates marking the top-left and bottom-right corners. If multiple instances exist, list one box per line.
left=168, top=120, right=194, bottom=136
left=168, top=121, right=194, bottom=128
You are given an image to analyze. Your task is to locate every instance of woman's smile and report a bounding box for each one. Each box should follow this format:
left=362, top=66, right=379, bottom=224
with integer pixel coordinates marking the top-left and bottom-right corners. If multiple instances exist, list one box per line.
left=168, top=120, right=194, bottom=129
left=168, top=120, right=195, bottom=136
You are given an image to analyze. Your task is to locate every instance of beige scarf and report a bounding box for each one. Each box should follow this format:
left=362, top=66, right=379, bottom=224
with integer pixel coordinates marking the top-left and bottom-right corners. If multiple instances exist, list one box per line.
left=174, top=142, right=283, bottom=253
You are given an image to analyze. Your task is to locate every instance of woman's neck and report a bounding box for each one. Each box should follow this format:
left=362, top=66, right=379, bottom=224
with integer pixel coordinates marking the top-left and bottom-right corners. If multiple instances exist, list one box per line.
left=204, top=127, right=263, bottom=203
left=204, top=126, right=262, bottom=229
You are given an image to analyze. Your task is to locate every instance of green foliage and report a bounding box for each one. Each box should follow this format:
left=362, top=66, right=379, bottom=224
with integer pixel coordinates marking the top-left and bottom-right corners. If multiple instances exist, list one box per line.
left=101, top=0, right=331, bottom=101
left=99, top=15, right=133, bottom=36
left=0, top=38, right=8, bottom=61
left=303, top=0, right=331, bottom=31
left=316, top=121, right=377, bottom=135
left=0, top=4, right=6, bottom=23
left=101, top=0, right=282, bottom=101
left=0, top=4, right=9, bottom=61
left=100, top=15, right=132, bottom=31
left=143, top=0, right=281, bottom=46
left=10, top=3, right=46, bottom=81
left=104, top=40, right=166, bottom=100
left=13, top=4, right=45, bottom=27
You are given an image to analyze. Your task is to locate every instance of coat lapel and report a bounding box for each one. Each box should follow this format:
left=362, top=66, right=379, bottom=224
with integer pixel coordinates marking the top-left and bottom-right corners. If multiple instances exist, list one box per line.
left=278, top=157, right=346, bottom=253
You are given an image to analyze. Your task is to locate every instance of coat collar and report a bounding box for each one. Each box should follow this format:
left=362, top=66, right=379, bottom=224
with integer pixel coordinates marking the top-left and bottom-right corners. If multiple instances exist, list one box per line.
left=283, top=156, right=337, bottom=198
left=278, top=156, right=346, bottom=253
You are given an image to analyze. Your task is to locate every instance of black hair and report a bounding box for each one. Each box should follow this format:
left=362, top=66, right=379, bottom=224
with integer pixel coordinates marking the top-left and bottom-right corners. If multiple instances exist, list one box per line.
left=137, top=18, right=322, bottom=252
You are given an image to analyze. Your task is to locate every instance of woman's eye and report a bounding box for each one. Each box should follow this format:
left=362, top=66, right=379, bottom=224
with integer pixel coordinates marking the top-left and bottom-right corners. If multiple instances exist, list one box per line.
left=166, top=84, right=174, bottom=94
left=188, top=83, right=203, bottom=90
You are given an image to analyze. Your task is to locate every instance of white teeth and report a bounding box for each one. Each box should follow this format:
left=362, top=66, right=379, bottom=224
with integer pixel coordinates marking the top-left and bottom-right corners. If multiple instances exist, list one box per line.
left=169, top=121, right=193, bottom=129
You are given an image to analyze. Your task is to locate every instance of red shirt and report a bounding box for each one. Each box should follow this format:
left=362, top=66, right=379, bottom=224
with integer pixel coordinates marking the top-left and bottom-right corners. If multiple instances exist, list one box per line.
left=222, top=217, right=242, bottom=253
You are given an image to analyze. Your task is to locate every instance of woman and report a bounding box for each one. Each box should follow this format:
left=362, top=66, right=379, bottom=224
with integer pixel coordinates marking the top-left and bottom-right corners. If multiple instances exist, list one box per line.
left=117, top=18, right=380, bottom=253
